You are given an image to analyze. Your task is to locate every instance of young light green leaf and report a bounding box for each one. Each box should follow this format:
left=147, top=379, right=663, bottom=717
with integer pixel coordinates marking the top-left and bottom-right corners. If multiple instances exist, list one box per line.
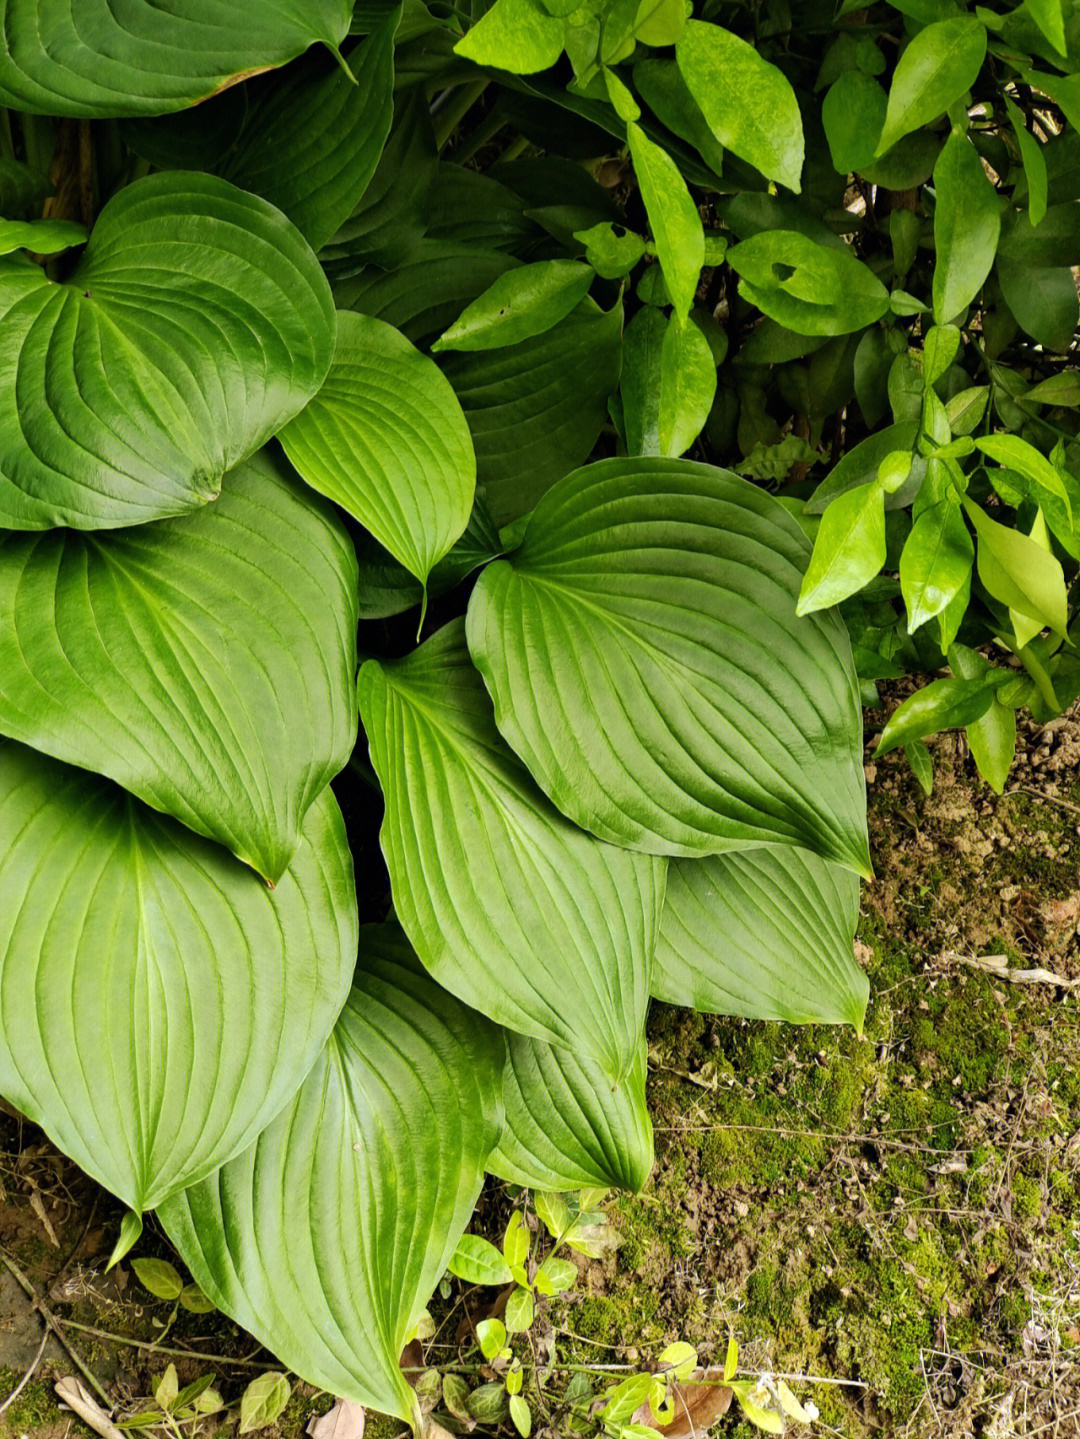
left=627, top=120, right=703, bottom=318
left=659, top=1343, right=699, bottom=1381
left=603, top=65, right=641, bottom=122
left=0, top=743, right=356, bottom=1217
left=503, top=1211, right=530, bottom=1270
left=724, top=1337, right=739, bottom=1383
left=951, top=645, right=1018, bottom=793
left=455, top=0, right=565, bottom=72
left=0, top=172, right=334, bottom=530
left=0, top=451, right=358, bottom=883
left=0, top=218, right=88, bottom=255
left=155, top=1366, right=180, bottom=1413
left=797, top=482, right=887, bottom=615
left=132, top=1259, right=184, bottom=1302
left=975, top=435, right=1072, bottom=522
left=477, top=1318, right=508, bottom=1360
left=490, top=1035, right=654, bottom=1194
left=161, top=927, right=503, bottom=1427
left=280, top=311, right=474, bottom=588
left=900, top=494, right=973, bottom=632
left=932, top=132, right=1000, bottom=323
left=656, top=314, right=718, bottom=458
left=239, top=1375, right=291, bottom=1434
left=904, top=739, right=934, bottom=795
left=654, top=846, right=867, bottom=1028
left=1004, top=95, right=1047, bottom=227
left=676, top=21, right=804, bottom=190
left=449, top=1236, right=514, bottom=1287
left=633, top=0, right=687, bottom=46
left=964, top=497, right=1068, bottom=636
left=468, top=458, right=870, bottom=873
left=179, top=1285, right=216, bottom=1315
left=877, top=678, right=996, bottom=754
left=576, top=222, right=648, bottom=278
left=923, top=325, right=961, bottom=385
left=728, top=231, right=890, bottom=336
left=535, top=1255, right=577, bottom=1293
left=0, top=0, right=353, bottom=116
left=533, top=1192, right=571, bottom=1239
left=875, top=18, right=987, bottom=155
left=505, top=1288, right=535, bottom=1334
left=358, top=621, right=663, bottom=1082
left=509, top=1394, right=532, bottom=1437
left=433, top=261, right=593, bottom=352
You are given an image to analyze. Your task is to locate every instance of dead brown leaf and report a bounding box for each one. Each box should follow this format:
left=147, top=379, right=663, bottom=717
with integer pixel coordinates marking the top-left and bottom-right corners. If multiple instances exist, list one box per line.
left=400, top=1338, right=425, bottom=1383
left=632, top=1367, right=732, bottom=1438
left=306, top=1398, right=365, bottom=1439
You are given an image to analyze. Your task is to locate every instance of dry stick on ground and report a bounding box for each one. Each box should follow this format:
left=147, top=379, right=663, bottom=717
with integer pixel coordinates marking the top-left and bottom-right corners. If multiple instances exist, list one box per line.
left=0, top=1247, right=114, bottom=1408
left=55, top=1318, right=279, bottom=1370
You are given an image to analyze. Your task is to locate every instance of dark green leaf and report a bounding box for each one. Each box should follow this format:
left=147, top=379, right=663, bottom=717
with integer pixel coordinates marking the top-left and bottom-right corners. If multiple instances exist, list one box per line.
left=822, top=72, right=886, bottom=174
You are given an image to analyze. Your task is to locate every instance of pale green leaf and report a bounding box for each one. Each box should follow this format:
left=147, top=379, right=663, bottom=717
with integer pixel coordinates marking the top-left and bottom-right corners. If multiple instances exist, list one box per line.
left=490, top=1034, right=654, bottom=1193
left=455, top=0, right=565, bottom=72
left=797, top=482, right=887, bottom=614
left=0, top=172, right=334, bottom=531
left=576, top=222, right=648, bottom=279
left=466, top=458, right=870, bottom=874
left=0, top=451, right=358, bottom=883
left=875, top=19, right=987, bottom=155
left=728, top=231, right=890, bottom=336
left=627, top=120, right=703, bottom=318
left=653, top=847, right=867, bottom=1028
left=964, top=497, right=1068, bottom=636
left=0, top=218, right=87, bottom=255
left=975, top=434, right=1072, bottom=522
left=132, top=1259, right=184, bottom=1302
left=676, top=20, right=804, bottom=190
left=359, top=620, right=662, bottom=1081
left=160, top=925, right=503, bottom=1426
left=0, top=0, right=352, bottom=116
left=448, top=1236, right=514, bottom=1287
left=433, top=261, right=594, bottom=351
left=280, top=311, right=474, bottom=587
left=0, top=742, right=356, bottom=1214
left=239, top=1376, right=291, bottom=1435
left=951, top=645, right=1018, bottom=793
left=900, top=494, right=973, bottom=632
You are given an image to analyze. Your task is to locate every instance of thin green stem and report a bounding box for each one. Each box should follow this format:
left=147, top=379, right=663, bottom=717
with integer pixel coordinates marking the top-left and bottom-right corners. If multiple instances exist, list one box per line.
left=434, top=79, right=489, bottom=151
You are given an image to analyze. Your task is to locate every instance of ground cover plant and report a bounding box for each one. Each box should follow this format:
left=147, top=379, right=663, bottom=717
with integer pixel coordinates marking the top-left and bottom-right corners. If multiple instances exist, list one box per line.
left=0, top=0, right=1077, bottom=1433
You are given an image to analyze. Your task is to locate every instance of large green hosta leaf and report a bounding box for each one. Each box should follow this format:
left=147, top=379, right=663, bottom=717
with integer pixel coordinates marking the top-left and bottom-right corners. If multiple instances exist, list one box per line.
left=490, top=1034, right=653, bottom=1194
left=0, top=742, right=356, bottom=1215
left=160, top=924, right=503, bottom=1427
left=358, top=621, right=663, bottom=1082
left=653, top=848, right=867, bottom=1028
left=0, top=172, right=334, bottom=531
left=0, top=451, right=357, bottom=884
left=0, top=0, right=353, bottom=117
left=438, top=297, right=623, bottom=527
left=467, top=458, right=870, bottom=875
left=280, top=312, right=475, bottom=590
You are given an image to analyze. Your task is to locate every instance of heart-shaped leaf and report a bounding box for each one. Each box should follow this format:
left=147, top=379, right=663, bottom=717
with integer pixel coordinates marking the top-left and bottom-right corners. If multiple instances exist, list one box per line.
left=653, top=847, right=868, bottom=1028
left=0, top=741, right=357, bottom=1214
left=0, top=450, right=358, bottom=883
left=490, top=1033, right=653, bottom=1194
left=0, top=0, right=353, bottom=117
left=159, top=924, right=503, bottom=1427
left=359, top=620, right=664, bottom=1081
left=0, top=172, right=335, bottom=531
left=467, top=458, right=871, bottom=875
left=438, top=297, right=623, bottom=526
left=280, top=311, right=475, bottom=589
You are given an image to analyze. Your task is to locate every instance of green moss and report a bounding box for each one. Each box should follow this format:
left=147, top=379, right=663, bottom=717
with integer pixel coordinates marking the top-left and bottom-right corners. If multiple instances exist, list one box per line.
left=0, top=1371, right=64, bottom=1432
left=1012, top=1171, right=1043, bottom=1219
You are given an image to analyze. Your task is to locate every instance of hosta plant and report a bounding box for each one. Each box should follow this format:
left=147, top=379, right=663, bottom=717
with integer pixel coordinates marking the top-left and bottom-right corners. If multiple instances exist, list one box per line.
left=1, top=0, right=1075, bottom=1426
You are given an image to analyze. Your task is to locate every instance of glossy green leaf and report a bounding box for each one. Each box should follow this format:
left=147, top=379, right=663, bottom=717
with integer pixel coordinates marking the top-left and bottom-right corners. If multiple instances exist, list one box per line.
left=797, top=482, right=887, bottom=615
left=0, top=450, right=358, bottom=884
left=657, top=315, right=718, bottom=458
left=433, top=261, right=594, bottom=352
left=359, top=620, right=663, bottom=1081
left=727, top=231, right=890, bottom=336
left=279, top=311, right=474, bottom=588
left=490, top=1033, right=654, bottom=1193
left=448, top=1236, right=513, bottom=1287
left=675, top=20, right=804, bottom=191
left=626, top=120, right=703, bottom=319
left=160, top=924, right=503, bottom=1427
left=455, top=0, right=565, bottom=72
left=0, top=0, right=353, bottom=116
left=0, top=218, right=87, bottom=255
left=875, top=18, right=987, bottom=156
left=822, top=72, right=886, bottom=174
left=0, top=172, right=334, bottom=531
left=467, top=458, right=870, bottom=875
left=975, top=434, right=1072, bottom=521
left=0, top=741, right=356, bottom=1214
left=877, top=677, right=995, bottom=753
left=438, top=297, right=623, bottom=526
left=653, top=848, right=867, bottom=1029
left=923, top=325, right=961, bottom=385
left=964, top=497, right=1069, bottom=636
left=900, top=494, right=973, bottom=633
left=932, top=132, right=1000, bottom=323
left=1005, top=95, right=1048, bottom=228
left=951, top=645, right=1017, bottom=793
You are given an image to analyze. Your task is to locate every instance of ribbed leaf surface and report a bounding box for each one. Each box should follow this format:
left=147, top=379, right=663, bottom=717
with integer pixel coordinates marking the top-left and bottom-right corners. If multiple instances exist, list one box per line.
left=0, top=742, right=356, bottom=1214
left=359, top=621, right=663, bottom=1082
left=653, top=848, right=868, bottom=1028
left=491, top=1035, right=653, bottom=1194
left=280, top=312, right=475, bottom=587
left=467, top=458, right=871, bottom=875
left=0, top=451, right=358, bottom=883
left=0, top=0, right=353, bottom=117
left=160, top=924, right=503, bottom=1426
left=0, top=172, right=335, bottom=530
left=438, top=298, right=623, bottom=526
